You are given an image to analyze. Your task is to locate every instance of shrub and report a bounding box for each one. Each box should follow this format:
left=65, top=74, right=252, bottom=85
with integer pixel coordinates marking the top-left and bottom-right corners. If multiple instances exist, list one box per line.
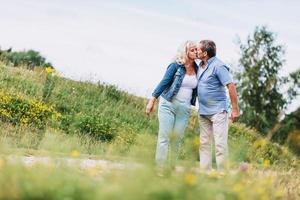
left=112, top=124, right=137, bottom=153
left=0, top=90, right=60, bottom=128
left=59, top=114, right=75, bottom=133
left=229, top=123, right=295, bottom=167
left=76, top=114, right=117, bottom=142
left=287, top=130, right=300, bottom=155
left=0, top=48, right=53, bottom=70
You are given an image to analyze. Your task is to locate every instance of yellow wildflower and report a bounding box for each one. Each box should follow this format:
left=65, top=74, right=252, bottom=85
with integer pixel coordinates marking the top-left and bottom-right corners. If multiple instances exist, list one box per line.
left=45, top=67, right=55, bottom=74
left=291, top=159, right=297, bottom=168
left=192, top=137, right=200, bottom=150
left=254, top=139, right=267, bottom=148
left=283, top=148, right=289, bottom=156
left=184, top=173, right=197, bottom=186
left=70, top=150, right=80, bottom=158
left=207, top=169, right=221, bottom=179
left=233, top=183, right=243, bottom=192
left=263, top=159, right=270, bottom=168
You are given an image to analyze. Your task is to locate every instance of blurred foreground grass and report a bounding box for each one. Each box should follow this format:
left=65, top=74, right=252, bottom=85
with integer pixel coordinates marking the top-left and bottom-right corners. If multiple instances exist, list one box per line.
left=0, top=156, right=299, bottom=200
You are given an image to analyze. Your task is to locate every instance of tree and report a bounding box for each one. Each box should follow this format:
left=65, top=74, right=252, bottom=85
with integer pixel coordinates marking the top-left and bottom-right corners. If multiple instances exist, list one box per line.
left=236, top=26, right=299, bottom=135
left=0, top=47, right=53, bottom=69
left=272, top=106, right=300, bottom=144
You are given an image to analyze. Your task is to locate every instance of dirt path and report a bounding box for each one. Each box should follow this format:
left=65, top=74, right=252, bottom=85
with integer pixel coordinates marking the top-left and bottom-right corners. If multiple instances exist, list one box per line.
left=5, top=155, right=141, bottom=172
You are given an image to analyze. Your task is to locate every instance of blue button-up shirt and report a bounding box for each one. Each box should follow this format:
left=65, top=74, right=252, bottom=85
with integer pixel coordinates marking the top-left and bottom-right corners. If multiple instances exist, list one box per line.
left=197, top=57, right=233, bottom=115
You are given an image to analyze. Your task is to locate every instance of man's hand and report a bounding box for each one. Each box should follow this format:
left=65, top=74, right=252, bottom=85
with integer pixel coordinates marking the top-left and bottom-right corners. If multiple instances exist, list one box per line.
left=231, top=108, right=240, bottom=122
left=227, top=83, right=240, bottom=123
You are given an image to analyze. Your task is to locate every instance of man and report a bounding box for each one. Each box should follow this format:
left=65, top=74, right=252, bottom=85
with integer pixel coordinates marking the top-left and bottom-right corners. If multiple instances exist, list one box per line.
left=197, top=40, right=240, bottom=170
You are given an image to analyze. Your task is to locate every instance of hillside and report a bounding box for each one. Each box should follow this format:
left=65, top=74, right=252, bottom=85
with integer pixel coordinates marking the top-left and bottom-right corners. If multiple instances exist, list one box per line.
left=0, top=63, right=299, bottom=200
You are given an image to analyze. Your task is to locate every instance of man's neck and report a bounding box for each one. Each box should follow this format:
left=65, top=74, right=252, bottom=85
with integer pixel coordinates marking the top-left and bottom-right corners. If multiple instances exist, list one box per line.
left=201, top=60, right=208, bottom=68
left=201, top=57, right=211, bottom=68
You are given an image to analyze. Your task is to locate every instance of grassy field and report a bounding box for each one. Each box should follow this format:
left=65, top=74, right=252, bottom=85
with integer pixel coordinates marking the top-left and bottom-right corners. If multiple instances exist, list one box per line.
left=0, top=63, right=299, bottom=200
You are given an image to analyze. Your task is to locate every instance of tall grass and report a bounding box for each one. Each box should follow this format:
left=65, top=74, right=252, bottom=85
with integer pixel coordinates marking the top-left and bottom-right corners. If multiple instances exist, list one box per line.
left=0, top=158, right=299, bottom=200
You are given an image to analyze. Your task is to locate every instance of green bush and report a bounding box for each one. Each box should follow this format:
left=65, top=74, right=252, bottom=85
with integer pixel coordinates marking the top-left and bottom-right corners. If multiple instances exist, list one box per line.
left=76, top=114, right=117, bottom=142
left=59, top=114, right=75, bottom=133
left=287, top=130, right=300, bottom=155
left=0, top=90, right=60, bottom=128
left=229, top=123, right=295, bottom=167
left=0, top=48, right=53, bottom=70
left=112, top=125, right=137, bottom=153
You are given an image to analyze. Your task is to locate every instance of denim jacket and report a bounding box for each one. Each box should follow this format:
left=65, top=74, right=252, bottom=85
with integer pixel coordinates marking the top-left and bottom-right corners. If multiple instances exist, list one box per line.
left=152, top=62, right=198, bottom=106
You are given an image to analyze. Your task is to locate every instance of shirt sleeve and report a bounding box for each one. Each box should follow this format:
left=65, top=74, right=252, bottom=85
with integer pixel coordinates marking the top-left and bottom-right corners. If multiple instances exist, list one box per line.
left=152, top=63, right=178, bottom=98
left=215, top=65, right=233, bottom=86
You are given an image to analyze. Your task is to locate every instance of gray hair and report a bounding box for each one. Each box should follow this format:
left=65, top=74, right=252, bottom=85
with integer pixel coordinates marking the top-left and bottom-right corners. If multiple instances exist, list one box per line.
left=199, top=40, right=216, bottom=58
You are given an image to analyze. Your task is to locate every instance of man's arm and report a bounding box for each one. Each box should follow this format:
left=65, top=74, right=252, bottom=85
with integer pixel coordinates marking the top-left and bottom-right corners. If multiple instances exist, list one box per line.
left=227, top=83, right=240, bottom=122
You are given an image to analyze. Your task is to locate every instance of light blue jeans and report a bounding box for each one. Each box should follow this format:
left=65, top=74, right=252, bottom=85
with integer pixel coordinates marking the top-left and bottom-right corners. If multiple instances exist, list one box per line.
left=155, top=97, right=191, bottom=168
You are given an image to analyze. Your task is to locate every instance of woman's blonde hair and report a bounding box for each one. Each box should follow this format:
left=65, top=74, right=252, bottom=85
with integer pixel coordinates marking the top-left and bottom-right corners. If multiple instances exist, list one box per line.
left=173, top=41, right=196, bottom=65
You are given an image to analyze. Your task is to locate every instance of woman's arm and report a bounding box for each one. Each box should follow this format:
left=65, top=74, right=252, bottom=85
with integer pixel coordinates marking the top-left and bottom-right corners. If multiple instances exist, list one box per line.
left=151, top=63, right=178, bottom=98
left=146, top=63, right=178, bottom=114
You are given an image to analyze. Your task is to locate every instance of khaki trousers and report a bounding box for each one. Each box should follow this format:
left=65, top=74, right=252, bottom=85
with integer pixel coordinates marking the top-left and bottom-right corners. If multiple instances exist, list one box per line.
left=199, top=111, right=228, bottom=170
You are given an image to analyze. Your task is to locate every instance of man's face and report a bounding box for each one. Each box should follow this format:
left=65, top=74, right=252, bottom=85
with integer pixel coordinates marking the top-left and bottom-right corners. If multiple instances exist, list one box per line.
left=197, top=44, right=207, bottom=60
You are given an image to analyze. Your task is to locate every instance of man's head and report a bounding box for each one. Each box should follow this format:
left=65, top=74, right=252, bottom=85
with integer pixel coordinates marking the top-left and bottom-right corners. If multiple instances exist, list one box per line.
left=197, top=40, right=216, bottom=61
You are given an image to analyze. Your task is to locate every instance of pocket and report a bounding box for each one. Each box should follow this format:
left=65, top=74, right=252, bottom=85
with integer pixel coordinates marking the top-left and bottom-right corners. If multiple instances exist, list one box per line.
left=212, top=111, right=228, bottom=123
left=160, top=97, right=172, bottom=107
left=181, top=103, right=191, bottom=117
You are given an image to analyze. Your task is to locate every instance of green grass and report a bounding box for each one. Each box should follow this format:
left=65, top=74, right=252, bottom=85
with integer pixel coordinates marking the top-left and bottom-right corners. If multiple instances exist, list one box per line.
left=0, top=158, right=299, bottom=200
left=0, top=63, right=299, bottom=199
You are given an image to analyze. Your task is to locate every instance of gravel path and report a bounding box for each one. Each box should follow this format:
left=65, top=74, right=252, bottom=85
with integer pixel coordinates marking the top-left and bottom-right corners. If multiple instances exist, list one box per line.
left=5, top=155, right=141, bottom=171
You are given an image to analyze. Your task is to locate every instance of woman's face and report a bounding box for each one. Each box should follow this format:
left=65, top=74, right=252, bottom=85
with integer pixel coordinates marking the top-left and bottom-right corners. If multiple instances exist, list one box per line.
left=187, top=45, right=198, bottom=60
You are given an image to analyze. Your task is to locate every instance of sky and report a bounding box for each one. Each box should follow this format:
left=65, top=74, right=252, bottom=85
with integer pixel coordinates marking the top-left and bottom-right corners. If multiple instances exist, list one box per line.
left=0, top=0, right=299, bottom=112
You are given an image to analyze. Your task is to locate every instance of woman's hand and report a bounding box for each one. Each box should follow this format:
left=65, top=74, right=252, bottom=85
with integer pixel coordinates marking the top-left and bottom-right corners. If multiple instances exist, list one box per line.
left=146, top=97, right=157, bottom=114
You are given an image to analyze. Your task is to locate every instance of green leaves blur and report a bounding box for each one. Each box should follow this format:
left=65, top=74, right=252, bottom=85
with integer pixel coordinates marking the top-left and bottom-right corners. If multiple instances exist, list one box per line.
left=236, top=26, right=300, bottom=134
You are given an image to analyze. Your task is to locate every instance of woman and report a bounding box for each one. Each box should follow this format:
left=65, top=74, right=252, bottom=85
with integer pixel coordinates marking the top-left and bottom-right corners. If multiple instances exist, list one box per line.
left=146, top=41, right=198, bottom=169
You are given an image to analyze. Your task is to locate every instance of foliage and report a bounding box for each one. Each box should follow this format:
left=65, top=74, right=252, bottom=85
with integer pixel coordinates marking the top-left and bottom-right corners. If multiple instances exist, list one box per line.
left=228, top=123, right=295, bottom=167
left=42, top=68, right=57, bottom=102
left=0, top=90, right=60, bottom=128
left=76, top=113, right=117, bottom=142
left=287, top=69, right=300, bottom=99
left=287, top=130, right=300, bottom=155
left=236, top=26, right=300, bottom=134
left=271, top=107, right=300, bottom=143
left=0, top=59, right=299, bottom=199
left=0, top=47, right=53, bottom=70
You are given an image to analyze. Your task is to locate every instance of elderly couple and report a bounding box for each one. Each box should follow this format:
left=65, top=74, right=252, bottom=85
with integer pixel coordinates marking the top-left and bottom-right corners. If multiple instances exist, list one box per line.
left=146, top=40, right=240, bottom=171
